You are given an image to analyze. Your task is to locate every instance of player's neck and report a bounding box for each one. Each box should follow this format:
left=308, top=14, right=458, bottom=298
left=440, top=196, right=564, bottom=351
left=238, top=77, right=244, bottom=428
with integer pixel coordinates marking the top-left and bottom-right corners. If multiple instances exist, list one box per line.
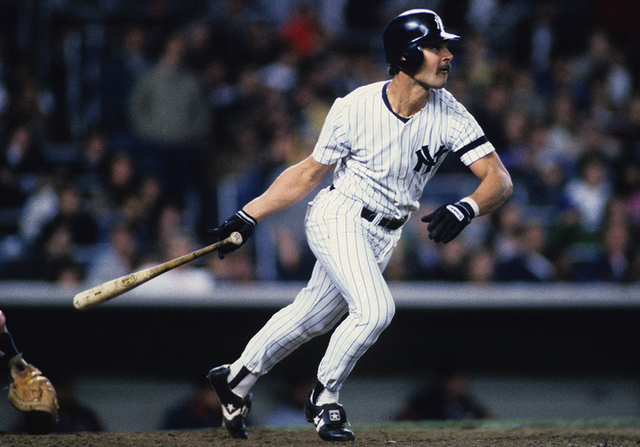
left=387, top=75, right=430, bottom=119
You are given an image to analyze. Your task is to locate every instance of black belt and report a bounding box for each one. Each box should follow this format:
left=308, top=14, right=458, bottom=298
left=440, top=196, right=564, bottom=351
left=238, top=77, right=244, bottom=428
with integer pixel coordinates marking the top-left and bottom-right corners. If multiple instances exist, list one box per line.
left=329, top=185, right=407, bottom=230
left=360, top=207, right=408, bottom=230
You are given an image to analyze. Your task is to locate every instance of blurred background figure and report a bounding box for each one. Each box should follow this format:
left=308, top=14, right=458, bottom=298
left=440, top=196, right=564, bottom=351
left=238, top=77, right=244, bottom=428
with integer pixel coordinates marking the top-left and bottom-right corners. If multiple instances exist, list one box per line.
left=495, top=218, right=557, bottom=282
left=262, top=371, right=315, bottom=427
left=132, top=230, right=216, bottom=297
left=127, top=29, right=211, bottom=230
left=13, top=373, right=105, bottom=433
left=101, top=24, right=149, bottom=148
left=85, top=221, right=140, bottom=286
left=467, top=245, right=497, bottom=284
left=160, top=379, right=222, bottom=430
left=397, top=360, right=491, bottom=422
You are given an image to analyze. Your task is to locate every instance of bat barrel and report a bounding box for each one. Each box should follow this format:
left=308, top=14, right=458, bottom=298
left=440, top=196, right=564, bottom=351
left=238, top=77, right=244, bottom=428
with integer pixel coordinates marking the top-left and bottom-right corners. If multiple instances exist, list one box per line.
left=72, top=232, right=243, bottom=310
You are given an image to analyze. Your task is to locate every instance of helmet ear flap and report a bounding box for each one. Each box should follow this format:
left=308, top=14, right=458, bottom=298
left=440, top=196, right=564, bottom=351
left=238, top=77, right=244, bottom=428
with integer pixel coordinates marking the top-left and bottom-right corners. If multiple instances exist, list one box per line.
left=399, top=44, right=423, bottom=72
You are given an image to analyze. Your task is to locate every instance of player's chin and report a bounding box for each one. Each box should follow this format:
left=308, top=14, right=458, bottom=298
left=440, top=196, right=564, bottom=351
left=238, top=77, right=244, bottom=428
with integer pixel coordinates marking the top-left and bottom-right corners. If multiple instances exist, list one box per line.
left=432, top=71, right=449, bottom=87
left=433, top=77, right=449, bottom=89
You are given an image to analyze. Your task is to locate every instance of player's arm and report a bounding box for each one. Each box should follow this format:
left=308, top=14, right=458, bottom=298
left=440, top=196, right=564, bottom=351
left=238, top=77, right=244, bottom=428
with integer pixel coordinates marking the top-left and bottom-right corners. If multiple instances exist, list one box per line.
left=244, top=155, right=335, bottom=221
left=208, top=155, right=335, bottom=257
left=465, top=151, right=513, bottom=216
left=422, top=151, right=512, bottom=243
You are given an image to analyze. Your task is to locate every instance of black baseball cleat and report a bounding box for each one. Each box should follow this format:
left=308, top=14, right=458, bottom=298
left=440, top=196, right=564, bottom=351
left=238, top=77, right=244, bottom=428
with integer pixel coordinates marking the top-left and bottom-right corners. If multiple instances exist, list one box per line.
left=208, top=365, right=252, bottom=439
left=304, top=396, right=355, bottom=442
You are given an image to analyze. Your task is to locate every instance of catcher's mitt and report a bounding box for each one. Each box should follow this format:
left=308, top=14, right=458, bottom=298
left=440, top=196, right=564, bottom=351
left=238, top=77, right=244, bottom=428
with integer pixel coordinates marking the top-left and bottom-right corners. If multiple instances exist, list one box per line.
left=8, top=362, right=59, bottom=434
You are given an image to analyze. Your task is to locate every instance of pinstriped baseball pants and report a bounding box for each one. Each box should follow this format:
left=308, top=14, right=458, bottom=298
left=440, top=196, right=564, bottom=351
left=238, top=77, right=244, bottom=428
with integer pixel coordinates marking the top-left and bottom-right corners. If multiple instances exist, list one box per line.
left=239, top=186, right=403, bottom=392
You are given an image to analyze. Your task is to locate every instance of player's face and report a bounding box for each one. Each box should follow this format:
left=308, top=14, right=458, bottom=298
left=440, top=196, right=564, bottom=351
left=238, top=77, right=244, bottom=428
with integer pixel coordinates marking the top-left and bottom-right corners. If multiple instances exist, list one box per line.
left=415, top=41, right=453, bottom=89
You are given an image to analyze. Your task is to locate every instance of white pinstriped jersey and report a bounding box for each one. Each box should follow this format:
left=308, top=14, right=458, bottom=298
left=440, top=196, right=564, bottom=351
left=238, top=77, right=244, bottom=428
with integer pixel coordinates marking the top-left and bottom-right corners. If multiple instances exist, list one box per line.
left=237, top=78, right=499, bottom=396
left=312, top=80, right=495, bottom=220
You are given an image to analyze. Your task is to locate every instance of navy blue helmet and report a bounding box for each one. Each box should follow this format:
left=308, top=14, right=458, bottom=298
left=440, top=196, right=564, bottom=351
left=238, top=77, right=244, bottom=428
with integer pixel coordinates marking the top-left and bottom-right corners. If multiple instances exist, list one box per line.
left=383, top=9, right=459, bottom=73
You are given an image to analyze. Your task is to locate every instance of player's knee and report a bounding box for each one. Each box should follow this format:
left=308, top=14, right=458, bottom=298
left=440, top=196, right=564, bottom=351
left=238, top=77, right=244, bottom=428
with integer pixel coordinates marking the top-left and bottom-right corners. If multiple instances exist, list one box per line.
left=299, top=324, right=322, bottom=340
left=379, top=305, right=395, bottom=332
left=359, top=302, right=395, bottom=335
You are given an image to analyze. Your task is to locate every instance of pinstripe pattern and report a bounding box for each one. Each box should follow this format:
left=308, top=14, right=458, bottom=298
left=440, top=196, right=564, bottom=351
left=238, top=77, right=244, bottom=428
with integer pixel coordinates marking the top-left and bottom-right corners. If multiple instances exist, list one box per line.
left=240, top=188, right=400, bottom=390
left=306, top=189, right=399, bottom=389
left=238, top=81, right=494, bottom=393
left=314, top=82, right=494, bottom=219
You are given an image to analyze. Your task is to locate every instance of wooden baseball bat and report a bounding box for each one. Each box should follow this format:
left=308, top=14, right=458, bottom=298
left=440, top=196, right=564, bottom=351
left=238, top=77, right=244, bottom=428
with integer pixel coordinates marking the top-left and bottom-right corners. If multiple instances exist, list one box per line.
left=73, top=232, right=243, bottom=311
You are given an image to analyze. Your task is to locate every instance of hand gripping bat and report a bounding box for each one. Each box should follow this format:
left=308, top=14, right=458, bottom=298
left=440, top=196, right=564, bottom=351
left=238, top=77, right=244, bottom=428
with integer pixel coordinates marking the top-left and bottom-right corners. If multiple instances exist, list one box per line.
left=73, top=232, right=243, bottom=310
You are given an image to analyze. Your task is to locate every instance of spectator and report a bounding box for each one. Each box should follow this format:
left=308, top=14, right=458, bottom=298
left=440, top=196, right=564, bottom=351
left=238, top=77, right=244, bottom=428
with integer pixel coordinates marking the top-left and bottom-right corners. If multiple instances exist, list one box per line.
left=183, top=19, right=215, bottom=74
left=545, top=91, right=581, bottom=173
left=85, top=221, right=139, bottom=286
left=617, top=94, right=640, bottom=217
left=0, top=35, right=10, bottom=130
left=33, top=374, right=104, bottom=433
left=562, top=150, right=613, bottom=235
left=489, top=201, right=524, bottom=264
left=28, top=220, right=77, bottom=282
left=17, top=171, right=59, bottom=249
left=73, top=128, right=111, bottom=198
left=18, top=183, right=98, bottom=282
left=0, top=161, right=24, bottom=214
left=263, top=372, right=315, bottom=427
left=404, top=212, right=441, bottom=281
left=54, top=258, right=85, bottom=289
left=160, top=380, right=222, bottom=430
left=132, top=231, right=216, bottom=298
left=467, top=245, right=497, bottom=284
left=575, top=198, right=636, bottom=282
left=397, top=361, right=491, bottom=421
left=0, top=0, right=637, bottom=289
left=128, top=30, right=211, bottom=217
left=208, top=250, right=255, bottom=283
left=103, top=151, right=140, bottom=211
left=500, top=108, right=532, bottom=180
left=6, top=66, right=56, bottom=144
left=461, top=34, right=496, bottom=98
left=2, top=123, right=42, bottom=182
left=495, top=219, right=556, bottom=282
left=39, top=184, right=99, bottom=247
left=512, top=0, right=563, bottom=77
left=472, top=81, right=510, bottom=153
left=430, top=238, right=469, bottom=282
left=206, top=0, right=269, bottom=77
left=101, top=24, right=149, bottom=146
left=279, top=3, right=326, bottom=65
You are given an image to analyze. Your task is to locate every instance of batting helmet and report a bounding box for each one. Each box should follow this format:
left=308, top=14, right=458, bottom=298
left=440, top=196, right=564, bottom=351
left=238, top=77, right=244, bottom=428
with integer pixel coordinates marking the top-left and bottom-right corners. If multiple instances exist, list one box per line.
left=383, top=9, right=459, bottom=73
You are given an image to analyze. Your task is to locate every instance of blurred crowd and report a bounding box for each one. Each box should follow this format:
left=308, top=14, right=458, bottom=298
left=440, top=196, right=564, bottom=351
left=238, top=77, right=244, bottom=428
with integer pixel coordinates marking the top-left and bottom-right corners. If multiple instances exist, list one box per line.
left=0, top=0, right=639, bottom=288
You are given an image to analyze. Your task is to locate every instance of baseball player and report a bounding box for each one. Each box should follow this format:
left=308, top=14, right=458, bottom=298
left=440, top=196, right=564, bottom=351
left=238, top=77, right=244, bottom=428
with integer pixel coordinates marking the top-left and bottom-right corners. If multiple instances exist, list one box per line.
left=207, top=9, right=512, bottom=441
left=0, top=310, right=59, bottom=434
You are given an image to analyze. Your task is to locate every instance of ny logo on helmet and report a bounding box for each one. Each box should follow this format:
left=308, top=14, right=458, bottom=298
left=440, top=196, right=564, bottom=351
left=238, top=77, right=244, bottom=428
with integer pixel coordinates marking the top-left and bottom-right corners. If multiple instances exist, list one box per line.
left=433, top=15, right=443, bottom=31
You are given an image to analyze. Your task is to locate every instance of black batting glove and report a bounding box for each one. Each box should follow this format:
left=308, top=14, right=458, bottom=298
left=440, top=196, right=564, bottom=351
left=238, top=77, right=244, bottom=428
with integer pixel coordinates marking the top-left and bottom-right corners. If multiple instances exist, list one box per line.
left=421, top=201, right=475, bottom=243
left=207, top=210, right=257, bottom=259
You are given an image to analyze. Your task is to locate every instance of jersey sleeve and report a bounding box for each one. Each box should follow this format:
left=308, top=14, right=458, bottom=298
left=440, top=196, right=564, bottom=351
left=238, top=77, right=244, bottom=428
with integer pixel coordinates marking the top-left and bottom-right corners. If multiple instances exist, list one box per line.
left=312, top=97, right=350, bottom=165
left=449, top=100, right=495, bottom=166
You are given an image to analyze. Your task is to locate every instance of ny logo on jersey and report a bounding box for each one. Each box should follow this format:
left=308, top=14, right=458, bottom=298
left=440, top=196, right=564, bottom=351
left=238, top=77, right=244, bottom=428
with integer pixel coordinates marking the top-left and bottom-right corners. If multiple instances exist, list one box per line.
left=414, top=145, right=447, bottom=174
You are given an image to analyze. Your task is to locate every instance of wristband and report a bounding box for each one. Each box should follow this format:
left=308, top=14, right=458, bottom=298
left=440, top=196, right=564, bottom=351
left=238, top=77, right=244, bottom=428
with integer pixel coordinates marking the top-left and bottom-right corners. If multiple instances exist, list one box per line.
left=460, top=197, right=479, bottom=218
left=237, top=210, right=257, bottom=227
